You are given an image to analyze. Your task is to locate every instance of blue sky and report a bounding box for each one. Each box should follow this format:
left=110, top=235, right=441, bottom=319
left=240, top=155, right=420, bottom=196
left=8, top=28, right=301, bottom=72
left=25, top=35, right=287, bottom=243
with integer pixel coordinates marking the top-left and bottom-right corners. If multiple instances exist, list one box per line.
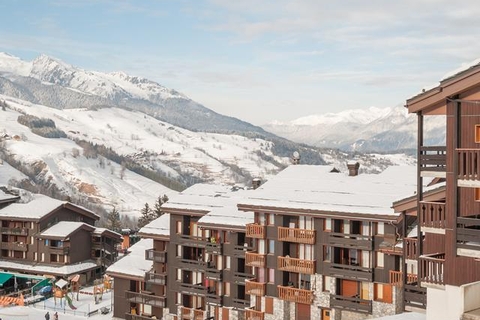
left=1, top=0, right=480, bottom=125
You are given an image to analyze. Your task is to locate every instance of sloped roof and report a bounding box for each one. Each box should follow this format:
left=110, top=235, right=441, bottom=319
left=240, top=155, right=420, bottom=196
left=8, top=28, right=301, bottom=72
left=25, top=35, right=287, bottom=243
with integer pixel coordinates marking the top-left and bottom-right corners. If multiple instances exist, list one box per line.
left=39, top=221, right=94, bottom=239
left=238, top=165, right=419, bottom=219
left=139, top=213, right=170, bottom=238
left=106, top=238, right=152, bottom=280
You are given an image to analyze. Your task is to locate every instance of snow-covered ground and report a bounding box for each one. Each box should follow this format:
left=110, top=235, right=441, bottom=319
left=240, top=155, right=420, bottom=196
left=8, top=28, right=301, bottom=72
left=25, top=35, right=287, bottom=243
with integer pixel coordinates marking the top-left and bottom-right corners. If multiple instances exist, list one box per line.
left=0, top=285, right=114, bottom=320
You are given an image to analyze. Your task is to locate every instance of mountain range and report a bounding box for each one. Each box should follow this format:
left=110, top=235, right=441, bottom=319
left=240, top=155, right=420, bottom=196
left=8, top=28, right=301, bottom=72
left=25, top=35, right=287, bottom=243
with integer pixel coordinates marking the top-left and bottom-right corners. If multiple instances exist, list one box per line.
left=263, top=105, right=446, bottom=152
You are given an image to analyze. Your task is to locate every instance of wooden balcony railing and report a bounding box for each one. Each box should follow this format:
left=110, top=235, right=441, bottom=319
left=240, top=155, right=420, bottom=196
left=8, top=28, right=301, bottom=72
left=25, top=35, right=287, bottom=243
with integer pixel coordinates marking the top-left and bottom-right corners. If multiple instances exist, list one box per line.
left=233, top=271, right=254, bottom=282
left=404, top=284, right=426, bottom=309
left=330, top=295, right=372, bottom=314
left=328, top=232, right=372, bottom=250
left=278, top=285, right=314, bottom=304
left=177, top=258, right=207, bottom=271
left=246, top=223, right=266, bottom=239
left=419, top=146, right=446, bottom=172
left=245, top=252, right=266, bottom=267
left=278, top=227, right=315, bottom=244
left=145, top=249, right=167, bottom=263
left=233, top=244, right=254, bottom=257
left=181, top=307, right=205, bottom=320
left=176, top=234, right=208, bottom=248
left=278, top=256, right=316, bottom=274
left=407, top=273, right=418, bottom=285
left=125, top=291, right=166, bottom=308
left=232, top=297, right=250, bottom=309
left=205, top=241, right=222, bottom=255
left=458, top=149, right=480, bottom=180
left=420, top=201, right=446, bottom=229
left=145, top=271, right=167, bottom=286
left=205, top=266, right=222, bottom=281
left=245, top=279, right=265, bottom=296
left=389, top=270, right=402, bottom=286
left=404, top=237, right=418, bottom=260
left=420, top=253, right=445, bottom=285
left=0, top=227, right=28, bottom=236
left=49, top=245, right=69, bottom=254
left=245, top=309, right=265, bottom=320
left=178, top=282, right=207, bottom=296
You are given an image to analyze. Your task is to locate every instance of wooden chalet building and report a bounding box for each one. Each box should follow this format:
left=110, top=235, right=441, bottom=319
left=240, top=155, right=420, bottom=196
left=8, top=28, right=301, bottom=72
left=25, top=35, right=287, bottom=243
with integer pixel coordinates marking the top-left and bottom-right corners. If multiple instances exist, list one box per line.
left=0, top=193, right=121, bottom=282
left=107, top=211, right=171, bottom=320
left=404, top=59, right=480, bottom=320
left=236, top=163, right=421, bottom=320
left=159, top=184, right=254, bottom=320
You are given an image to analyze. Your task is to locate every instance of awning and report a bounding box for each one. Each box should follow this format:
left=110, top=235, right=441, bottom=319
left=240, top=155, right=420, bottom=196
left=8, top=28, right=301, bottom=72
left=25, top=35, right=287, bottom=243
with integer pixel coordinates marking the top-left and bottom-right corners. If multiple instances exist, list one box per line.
left=0, top=273, right=13, bottom=286
left=55, top=279, right=68, bottom=288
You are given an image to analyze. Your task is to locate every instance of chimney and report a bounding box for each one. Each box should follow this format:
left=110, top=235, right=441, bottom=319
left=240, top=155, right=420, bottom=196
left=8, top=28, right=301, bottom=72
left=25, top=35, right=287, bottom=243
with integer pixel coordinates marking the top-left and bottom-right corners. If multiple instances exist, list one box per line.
left=347, top=161, right=360, bottom=176
left=292, top=151, right=301, bottom=165
left=252, top=178, right=262, bottom=190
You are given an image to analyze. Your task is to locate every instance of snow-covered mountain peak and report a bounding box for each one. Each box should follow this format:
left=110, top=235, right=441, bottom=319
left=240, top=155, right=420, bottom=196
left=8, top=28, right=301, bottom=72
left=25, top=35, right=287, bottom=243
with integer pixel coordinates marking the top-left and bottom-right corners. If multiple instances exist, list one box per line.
left=289, top=106, right=391, bottom=126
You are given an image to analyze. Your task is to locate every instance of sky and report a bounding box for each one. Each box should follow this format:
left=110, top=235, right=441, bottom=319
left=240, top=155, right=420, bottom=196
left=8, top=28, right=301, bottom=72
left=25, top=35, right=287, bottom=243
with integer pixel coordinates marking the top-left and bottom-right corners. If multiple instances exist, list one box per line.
left=1, top=0, right=480, bottom=125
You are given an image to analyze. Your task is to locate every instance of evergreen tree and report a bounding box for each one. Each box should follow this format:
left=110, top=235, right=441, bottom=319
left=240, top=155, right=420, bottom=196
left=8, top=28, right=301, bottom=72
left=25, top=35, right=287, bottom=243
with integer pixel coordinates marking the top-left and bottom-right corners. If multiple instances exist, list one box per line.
left=106, top=207, right=121, bottom=232
left=138, top=203, right=152, bottom=228
left=153, top=194, right=169, bottom=218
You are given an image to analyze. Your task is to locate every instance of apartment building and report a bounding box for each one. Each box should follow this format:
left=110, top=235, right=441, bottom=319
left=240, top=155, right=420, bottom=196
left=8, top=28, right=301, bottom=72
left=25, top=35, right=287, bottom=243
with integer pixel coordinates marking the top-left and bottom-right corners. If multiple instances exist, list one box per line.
left=405, top=60, right=480, bottom=320
left=160, top=184, right=254, bottom=320
left=236, top=163, right=421, bottom=320
left=0, top=193, right=121, bottom=282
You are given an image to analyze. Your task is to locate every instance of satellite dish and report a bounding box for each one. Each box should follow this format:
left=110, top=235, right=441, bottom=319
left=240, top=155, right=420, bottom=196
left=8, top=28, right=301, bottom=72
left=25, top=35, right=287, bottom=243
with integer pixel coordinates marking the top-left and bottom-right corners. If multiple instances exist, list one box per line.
left=293, top=151, right=300, bottom=159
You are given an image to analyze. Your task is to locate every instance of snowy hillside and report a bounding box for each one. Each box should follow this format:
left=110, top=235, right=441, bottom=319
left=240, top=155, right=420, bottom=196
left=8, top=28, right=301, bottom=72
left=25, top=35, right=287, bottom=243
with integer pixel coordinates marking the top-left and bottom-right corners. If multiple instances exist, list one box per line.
left=0, top=52, right=267, bottom=134
left=263, top=105, right=446, bottom=152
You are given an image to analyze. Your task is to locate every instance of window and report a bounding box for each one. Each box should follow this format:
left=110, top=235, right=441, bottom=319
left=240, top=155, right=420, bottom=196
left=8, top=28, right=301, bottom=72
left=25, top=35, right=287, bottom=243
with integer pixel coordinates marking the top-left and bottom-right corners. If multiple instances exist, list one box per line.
left=374, top=283, right=393, bottom=303
left=176, top=221, right=182, bottom=234
left=267, top=213, right=274, bottom=225
left=322, top=276, right=331, bottom=292
left=475, top=188, right=480, bottom=201
left=323, top=246, right=331, bottom=261
left=377, top=222, right=384, bottom=235
left=476, top=125, right=480, bottom=143
left=176, top=245, right=181, bottom=257
left=324, top=218, right=332, bottom=231
left=268, top=239, right=275, bottom=254
left=268, top=268, right=275, bottom=283
left=376, top=252, right=384, bottom=268
left=361, top=282, right=369, bottom=299
left=226, top=256, right=231, bottom=269
left=224, top=282, right=230, bottom=296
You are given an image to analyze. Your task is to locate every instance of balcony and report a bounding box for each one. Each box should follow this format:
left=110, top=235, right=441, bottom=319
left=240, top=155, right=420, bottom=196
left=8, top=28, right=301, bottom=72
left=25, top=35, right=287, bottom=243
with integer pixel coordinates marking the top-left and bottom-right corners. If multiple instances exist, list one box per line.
left=328, top=263, right=373, bottom=282
left=178, top=282, right=207, bottom=296
left=0, top=242, right=28, bottom=252
left=176, top=234, right=207, bottom=248
left=205, top=266, right=222, bottom=281
left=419, top=146, right=446, bottom=174
left=205, top=241, right=222, bottom=255
left=245, top=309, right=265, bottom=320
left=404, top=285, right=426, bottom=309
left=457, top=217, right=480, bottom=252
left=389, top=270, right=418, bottom=286
left=205, top=292, right=222, bottom=306
left=245, top=252, right=266, bottom=267
left=420, top=201, right=446, bottom=229
left=49, top=245, right=69, bottom=255
left=177, top=258, right=207, bottom=271
left=0, top=227, right=28, bottom=236
left=330, top=295, right=372, bottom=314
left=181, top=307, right=206, bottom=320
left=404, top=237, right=418, bottom=260
left=327, top=232, right=372, bottom=250
left=233, top=244, right=254, bottom=257
left=233, top=271, right=255, bottom=283
left=278, top=256, right=315, bottom=274
left=420, top=253, right=445, bottom=285
left=232, top=297, right=250, bottom=309
left=457, top=149, right=480, bottom=181
left=125, top=291, right=166, bottom=308
left=278, top=227, right=315, bottom=244
left=278, top=285, right=314, bottom=304
left=246, top=223, right=266, bottom=239
left=145, top=271, right=167, bottom=286
left=245, top=279, right=265, bottom=296
left=145, top=249, right=167, bottom=263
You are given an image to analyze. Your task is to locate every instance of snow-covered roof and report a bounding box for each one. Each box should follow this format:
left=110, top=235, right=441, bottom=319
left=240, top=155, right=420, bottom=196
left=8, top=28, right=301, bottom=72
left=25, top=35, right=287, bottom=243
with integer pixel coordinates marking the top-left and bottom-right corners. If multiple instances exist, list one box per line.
left=106, top=238, right=152, bottom=279
left=0, top=259, right=97, bottom=276
left=93, top=227, right=122, bottom=239
left=139, top=214, right=170, bottom=238
left=39, top=221, right=93, bottom=239
left=0, top=194, right=64, bottom=219
left=0, top=188, right=19, bottom=203
left=238, top=165, right=420, bottom=218
left=162, top=184, right=253, bottom=228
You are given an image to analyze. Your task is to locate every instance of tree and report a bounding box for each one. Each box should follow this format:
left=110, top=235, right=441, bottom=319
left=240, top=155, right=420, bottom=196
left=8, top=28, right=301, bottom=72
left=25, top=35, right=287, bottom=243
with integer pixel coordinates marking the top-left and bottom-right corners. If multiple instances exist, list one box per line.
left=138, top=203, right=152, bottom=228
left=106, top=207, right=121, bottom=232
left=153, top=194, right=169, bottom=218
